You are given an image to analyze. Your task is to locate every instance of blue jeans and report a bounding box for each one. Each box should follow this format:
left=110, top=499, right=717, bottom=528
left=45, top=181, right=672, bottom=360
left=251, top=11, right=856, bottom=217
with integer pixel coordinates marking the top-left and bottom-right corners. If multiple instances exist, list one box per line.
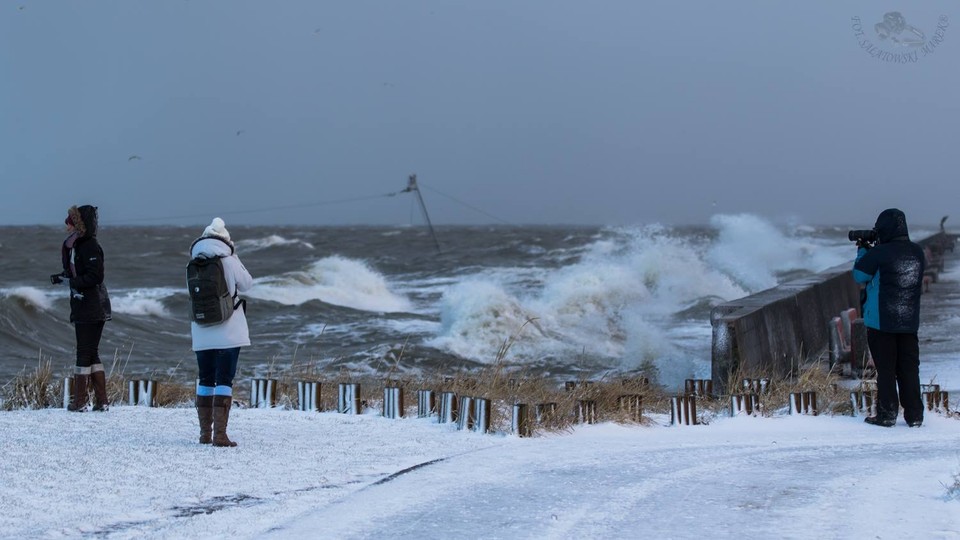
left=196, top=348, right=240, bottom=396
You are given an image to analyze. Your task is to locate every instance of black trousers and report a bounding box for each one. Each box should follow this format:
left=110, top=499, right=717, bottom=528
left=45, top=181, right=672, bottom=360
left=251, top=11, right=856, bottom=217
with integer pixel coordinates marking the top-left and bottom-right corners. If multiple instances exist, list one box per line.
left=866, top=329, right=923, bottom=423
left=75, top=321, right=105, bottom=369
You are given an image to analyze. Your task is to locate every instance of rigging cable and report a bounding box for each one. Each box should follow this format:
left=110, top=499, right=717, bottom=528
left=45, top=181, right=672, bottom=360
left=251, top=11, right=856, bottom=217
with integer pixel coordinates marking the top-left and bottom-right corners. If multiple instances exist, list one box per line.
left=418, top=183, right=512, bottom=225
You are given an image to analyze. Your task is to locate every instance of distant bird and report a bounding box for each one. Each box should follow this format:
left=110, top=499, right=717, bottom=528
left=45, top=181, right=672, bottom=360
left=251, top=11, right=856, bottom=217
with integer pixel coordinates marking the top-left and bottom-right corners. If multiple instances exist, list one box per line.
left=128, top=155, right=141, bottom=161
left=313, top=28, right=322, bottom=35
left=19, top=5, right=25, bottom=9
left=236, top=129, right=244, bottom=136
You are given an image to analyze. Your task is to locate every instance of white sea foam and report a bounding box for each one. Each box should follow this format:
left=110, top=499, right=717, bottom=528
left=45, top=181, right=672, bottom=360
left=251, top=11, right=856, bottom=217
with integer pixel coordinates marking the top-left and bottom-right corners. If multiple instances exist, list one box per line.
left=235, top=235, right=315, bottom=252
left=246, top=256, right=412, bottom=313
left=426, top=216, right=850, bottom=386
left=110, top=288, right=176, bottom=317
left=427, top=225, right=750, bottom=379
left=2, top=287, right=55, bottom=311
left=707, top=214, right=849, bottom=292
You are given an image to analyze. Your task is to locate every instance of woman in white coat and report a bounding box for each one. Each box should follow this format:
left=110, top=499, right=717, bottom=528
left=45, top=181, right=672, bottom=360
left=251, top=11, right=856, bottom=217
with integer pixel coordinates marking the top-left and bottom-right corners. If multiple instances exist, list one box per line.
left=190, top=218, right=253, bottom=447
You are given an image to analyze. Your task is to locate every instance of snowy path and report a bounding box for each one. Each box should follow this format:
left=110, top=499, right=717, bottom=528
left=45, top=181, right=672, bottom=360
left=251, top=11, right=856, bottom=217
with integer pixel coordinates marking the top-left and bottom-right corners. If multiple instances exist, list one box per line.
left=1, top=405, right=957, bottom=539
left=269, top=416, right=960, bottom=539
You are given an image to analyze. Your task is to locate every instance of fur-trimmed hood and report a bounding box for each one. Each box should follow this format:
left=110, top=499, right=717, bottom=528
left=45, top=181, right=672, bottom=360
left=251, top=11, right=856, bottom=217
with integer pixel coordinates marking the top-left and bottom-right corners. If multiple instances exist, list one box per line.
left=67, top=205, right=99, bottom=238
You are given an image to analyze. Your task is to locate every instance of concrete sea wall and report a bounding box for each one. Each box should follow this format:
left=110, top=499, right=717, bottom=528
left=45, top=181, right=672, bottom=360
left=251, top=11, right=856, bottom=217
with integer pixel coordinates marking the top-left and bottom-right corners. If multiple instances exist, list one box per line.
left=710, top=231, right=955, bottom=394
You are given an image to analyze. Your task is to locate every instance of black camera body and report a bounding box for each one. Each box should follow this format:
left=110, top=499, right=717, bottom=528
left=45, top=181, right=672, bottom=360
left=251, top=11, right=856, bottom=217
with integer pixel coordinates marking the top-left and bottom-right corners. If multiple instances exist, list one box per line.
left=848, top=229, right=877, bottom=243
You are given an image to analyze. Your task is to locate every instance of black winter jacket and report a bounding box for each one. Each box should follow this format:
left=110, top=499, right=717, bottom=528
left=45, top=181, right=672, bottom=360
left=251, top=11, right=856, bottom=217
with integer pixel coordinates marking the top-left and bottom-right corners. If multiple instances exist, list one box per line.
left=852, top=208, right=925, bottom=333
left=65, top=206, right=112, bottom=323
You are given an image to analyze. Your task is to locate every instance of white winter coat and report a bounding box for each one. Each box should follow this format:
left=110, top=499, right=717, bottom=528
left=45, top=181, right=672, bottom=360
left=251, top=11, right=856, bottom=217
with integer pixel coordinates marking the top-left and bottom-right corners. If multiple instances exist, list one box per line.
left=189, top=237, right=254, bottom=351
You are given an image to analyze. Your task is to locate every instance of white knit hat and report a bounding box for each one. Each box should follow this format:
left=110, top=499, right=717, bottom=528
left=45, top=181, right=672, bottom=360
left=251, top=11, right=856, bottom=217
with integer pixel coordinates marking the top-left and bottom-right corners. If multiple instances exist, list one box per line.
left=202, top=217, right=231, bottom=243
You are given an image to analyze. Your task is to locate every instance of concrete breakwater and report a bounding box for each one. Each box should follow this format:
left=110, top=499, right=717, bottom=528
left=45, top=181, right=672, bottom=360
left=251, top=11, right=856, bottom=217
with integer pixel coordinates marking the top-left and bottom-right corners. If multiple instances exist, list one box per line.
left=710, top=231, right=956, bottom=394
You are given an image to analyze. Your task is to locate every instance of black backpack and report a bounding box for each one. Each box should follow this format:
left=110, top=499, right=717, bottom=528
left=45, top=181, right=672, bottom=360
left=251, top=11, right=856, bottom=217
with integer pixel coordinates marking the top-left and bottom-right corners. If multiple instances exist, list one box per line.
left=186, top=238, right=241, bottom=326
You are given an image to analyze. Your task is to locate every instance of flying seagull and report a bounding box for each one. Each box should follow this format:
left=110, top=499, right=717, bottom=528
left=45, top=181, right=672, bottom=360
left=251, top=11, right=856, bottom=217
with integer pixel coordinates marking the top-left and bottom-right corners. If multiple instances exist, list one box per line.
left=128, top=155, right=141, bottom=161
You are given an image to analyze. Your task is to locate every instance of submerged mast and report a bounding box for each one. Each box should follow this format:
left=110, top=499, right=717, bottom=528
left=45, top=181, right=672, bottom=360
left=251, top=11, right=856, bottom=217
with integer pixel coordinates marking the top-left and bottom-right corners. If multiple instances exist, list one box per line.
left=403, top=174, right=441, bottom=253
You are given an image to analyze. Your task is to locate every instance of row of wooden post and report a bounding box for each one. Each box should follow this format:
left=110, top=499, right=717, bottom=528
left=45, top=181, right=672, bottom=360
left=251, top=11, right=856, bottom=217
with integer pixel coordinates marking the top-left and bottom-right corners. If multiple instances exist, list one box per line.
left=64, top=376, right=950, bottom=434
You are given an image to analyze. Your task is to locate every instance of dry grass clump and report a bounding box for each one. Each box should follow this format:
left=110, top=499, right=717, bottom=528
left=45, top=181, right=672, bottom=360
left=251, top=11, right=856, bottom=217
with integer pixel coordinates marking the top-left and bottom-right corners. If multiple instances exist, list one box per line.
left=945, top=466, right=960, bottom=500
left=0, top=358, right=59, bottom=410
left=696, top=361, right=854, bottom=419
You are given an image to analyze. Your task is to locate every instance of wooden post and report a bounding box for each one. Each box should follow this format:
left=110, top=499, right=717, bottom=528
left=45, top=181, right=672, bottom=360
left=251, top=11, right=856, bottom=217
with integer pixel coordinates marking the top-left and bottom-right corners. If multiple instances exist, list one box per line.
left=417, top=389, right=436, bottom=418
left=684, top=379, right=713, bottom=398
left=789, top=391, right=818, bottom=415
left=730, top=393, right=759, bottom=416
left=921, top=384, right=942, bottom=412
left=472, top=398, right=491, bottom=434
left=671, top=395, right=698, bottom=426
left=128, top=380, right=158, bottom=407
left=741, top=378, right=770, bottom=395
left=62, top=377, right=72, bottom=409
left=576, top=400, right=597, bottom=424
left=438, top=391, right=458, bottom=423
left=535, top=402, right=557, bottom=424
left=512, top=403, right=532, bottom=437
left=297, top=381, right=321, bottom=412
left=850, top=390, right=874, bottom=417
left=338, top=383, right=361, bottom=414
left=251, top=379, right=278, bottom=409
left=383, top=386, right=404, bottom=419
left=457, top=396, right=474, bottom=431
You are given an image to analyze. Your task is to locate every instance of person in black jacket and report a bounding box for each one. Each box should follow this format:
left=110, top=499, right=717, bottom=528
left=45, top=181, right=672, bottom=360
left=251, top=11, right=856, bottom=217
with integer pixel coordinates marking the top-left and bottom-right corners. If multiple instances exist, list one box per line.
left=51, top=205, right=112, bottom=412
left=852, top=208, right=926, bottom=427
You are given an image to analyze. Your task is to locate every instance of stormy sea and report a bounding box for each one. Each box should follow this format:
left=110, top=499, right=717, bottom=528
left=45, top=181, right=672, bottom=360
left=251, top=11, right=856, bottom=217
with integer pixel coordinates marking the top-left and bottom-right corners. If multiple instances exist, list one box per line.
left=0, top=215, right=891, bottom=387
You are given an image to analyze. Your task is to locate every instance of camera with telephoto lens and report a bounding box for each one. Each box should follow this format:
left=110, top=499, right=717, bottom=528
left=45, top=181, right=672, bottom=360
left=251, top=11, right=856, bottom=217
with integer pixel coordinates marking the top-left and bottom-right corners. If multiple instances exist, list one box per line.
left=848, top=229, right=877, bottom=243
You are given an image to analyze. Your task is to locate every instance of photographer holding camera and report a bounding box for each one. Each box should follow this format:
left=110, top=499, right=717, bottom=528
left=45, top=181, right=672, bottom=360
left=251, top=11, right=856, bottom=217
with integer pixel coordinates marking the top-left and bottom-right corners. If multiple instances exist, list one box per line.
left=852, top=208, right=925, bottom=428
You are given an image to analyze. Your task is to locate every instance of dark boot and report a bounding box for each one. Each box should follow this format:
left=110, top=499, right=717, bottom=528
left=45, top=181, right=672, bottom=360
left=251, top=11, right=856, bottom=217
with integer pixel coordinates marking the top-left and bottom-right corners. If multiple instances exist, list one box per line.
left=196, top=395, right=214, bottom=444
left=864, top=415, right=895, bottom=427
left=68, top=374, right=89, bottom=412
left=90, top=371, right=109, bottom=411
left=212, top=395, right=238, bottom=447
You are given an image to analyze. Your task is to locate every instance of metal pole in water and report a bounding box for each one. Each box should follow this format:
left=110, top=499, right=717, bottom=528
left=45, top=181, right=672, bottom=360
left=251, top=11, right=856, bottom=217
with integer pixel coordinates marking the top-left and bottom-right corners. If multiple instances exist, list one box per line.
left=403, top=174, right=441, bottom=253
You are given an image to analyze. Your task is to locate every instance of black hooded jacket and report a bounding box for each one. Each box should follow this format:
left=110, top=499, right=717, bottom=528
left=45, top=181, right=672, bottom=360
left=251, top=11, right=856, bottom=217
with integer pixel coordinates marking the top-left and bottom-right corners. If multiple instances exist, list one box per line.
left=852, top=208, right=925, bottom=333
left=65, top=205, right=112, bottom=323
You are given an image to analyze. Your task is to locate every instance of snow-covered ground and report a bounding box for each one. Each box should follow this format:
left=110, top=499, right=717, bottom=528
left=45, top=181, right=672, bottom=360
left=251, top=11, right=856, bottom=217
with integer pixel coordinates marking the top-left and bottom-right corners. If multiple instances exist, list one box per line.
left=1, top=406, right=957, bottom=539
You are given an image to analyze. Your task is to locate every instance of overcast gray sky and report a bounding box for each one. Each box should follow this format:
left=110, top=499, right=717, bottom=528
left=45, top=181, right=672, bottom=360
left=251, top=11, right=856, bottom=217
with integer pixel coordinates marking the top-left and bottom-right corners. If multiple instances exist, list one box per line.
left=2, top=1, right=957, bottom=227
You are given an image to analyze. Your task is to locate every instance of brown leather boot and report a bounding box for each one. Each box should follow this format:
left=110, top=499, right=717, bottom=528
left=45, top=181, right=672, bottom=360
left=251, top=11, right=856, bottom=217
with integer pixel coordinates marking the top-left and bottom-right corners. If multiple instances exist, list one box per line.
left=67, top=374, right=89, bottom=412
left=212, top=395, right=237, bottom=447
left=196, top=395, right=214, bottom=444
left=90, top=370, right=109, bottom=411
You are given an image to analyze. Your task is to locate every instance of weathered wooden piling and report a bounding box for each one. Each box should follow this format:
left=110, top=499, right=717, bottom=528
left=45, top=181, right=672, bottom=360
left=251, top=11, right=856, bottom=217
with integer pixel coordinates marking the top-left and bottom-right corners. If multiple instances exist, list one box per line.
left=576, top=400, right=597, bottom=424
left=789, top=391, right=818, bottom=415
left=438, top=391, right=458, bottom=423
left=512, top=403, right=532, bottom=437
left=741, top=378, right=770, bottom=395
left=535, top=402, right=557, bottom=424
left=730, top=393, right=759, bottom=416
left=297, top=381, right=321, bottom=412
left=417, top=389, right=436, bottom=418
left=671, top=395, right=698, bottom=426
left=457, top=396, right=474, bottom=430
left=128, top=379, right=158, bottom=407
left=383, top=386, right=404, bottom=419
left=338, top=383, right=360, bottom=414
left=250, top=378, right=278, bottom=409
left=684, top=379, right=713, bottom=398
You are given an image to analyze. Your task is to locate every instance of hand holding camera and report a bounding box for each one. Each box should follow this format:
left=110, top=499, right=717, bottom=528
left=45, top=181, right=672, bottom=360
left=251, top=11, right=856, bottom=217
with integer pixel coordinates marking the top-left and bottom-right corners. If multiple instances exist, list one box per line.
left=849, top=229, right=876, bottom=250
left=50, top=273, right=64, bottom=285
